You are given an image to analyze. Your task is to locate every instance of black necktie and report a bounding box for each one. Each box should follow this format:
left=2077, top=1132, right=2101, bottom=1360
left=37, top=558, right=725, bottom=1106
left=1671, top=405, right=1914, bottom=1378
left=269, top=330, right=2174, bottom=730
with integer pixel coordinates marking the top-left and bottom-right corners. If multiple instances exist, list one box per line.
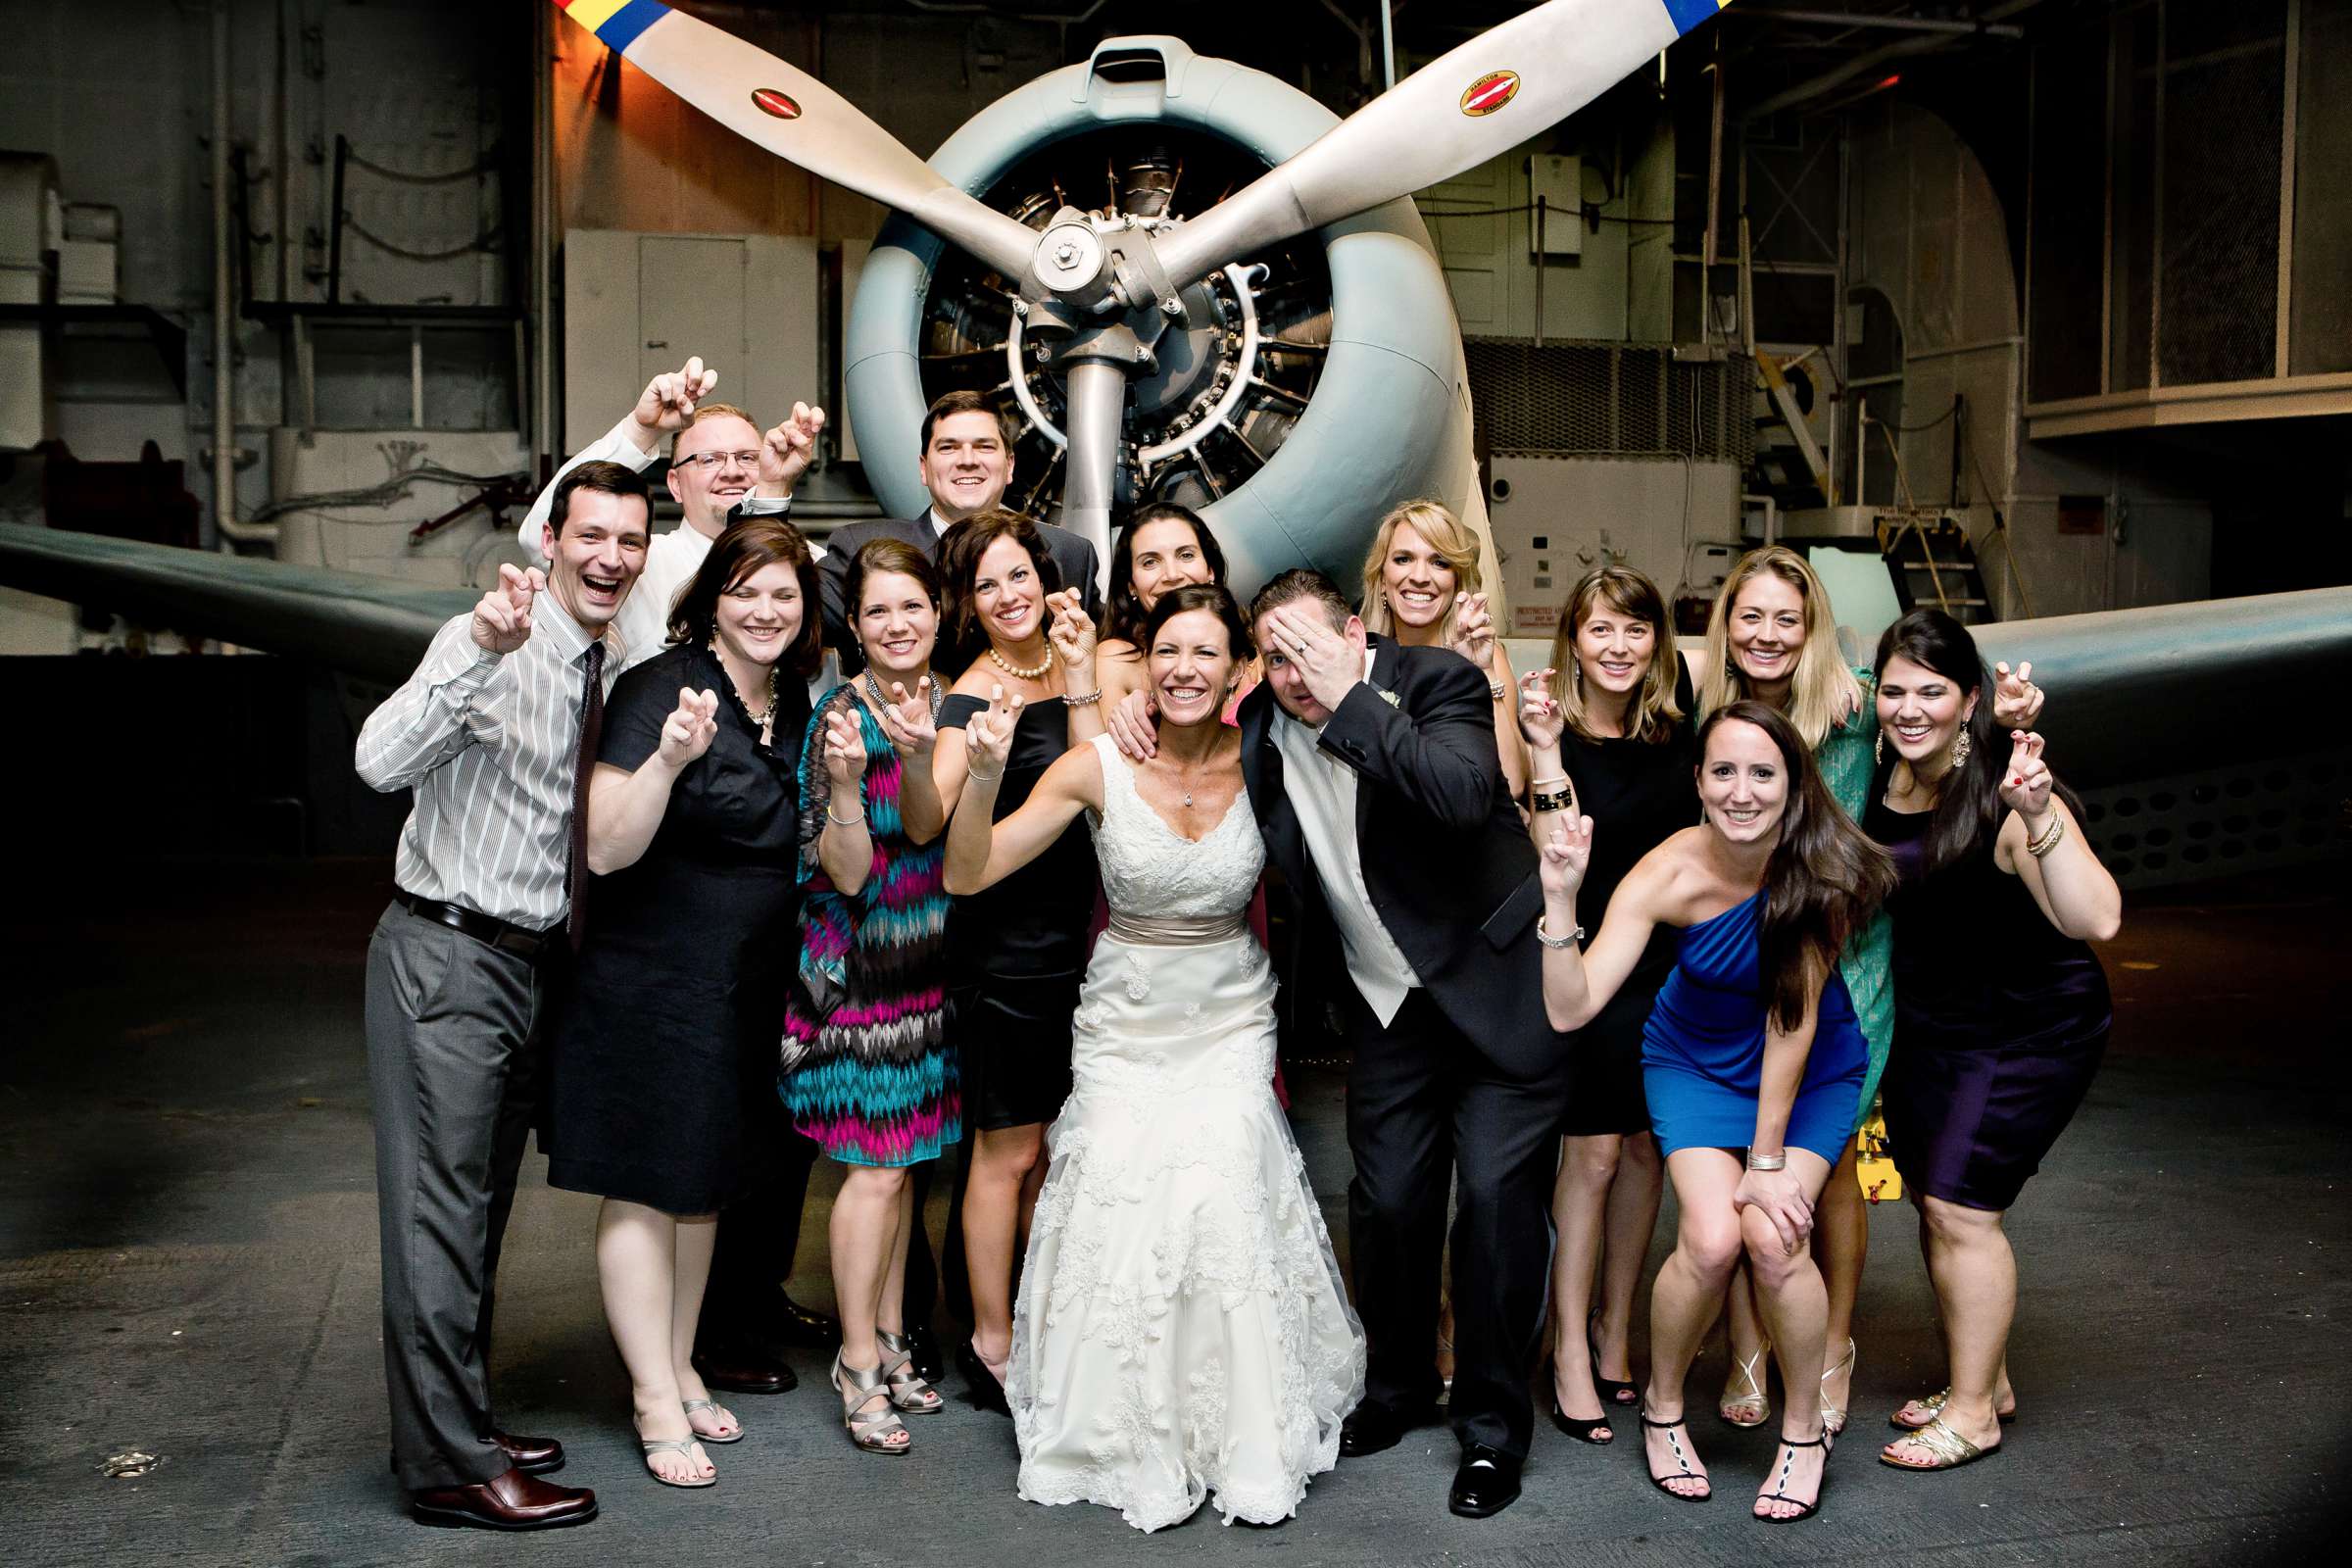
left=566, top=641, right=607, bottom=951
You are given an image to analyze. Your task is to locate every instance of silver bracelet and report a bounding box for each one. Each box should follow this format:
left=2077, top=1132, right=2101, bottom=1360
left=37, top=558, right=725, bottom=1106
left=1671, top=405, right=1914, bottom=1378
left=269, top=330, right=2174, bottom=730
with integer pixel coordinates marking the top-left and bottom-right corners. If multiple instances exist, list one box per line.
left=964, top=759, right=1004, bottom=783
left=1744, top=1150, right=1788, bottom=1172
left=825, top=803, right=865, bottom=827
left=1062, top=689, right=1102, bottom=707
left=1534, top=913, right=1584, bottom=950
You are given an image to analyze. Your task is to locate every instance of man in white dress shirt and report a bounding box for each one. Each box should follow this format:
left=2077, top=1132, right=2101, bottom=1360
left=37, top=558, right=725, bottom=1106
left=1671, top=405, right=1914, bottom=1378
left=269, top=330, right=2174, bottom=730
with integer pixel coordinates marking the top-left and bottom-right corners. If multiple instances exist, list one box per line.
left=514, top=355, right=823, bottom=673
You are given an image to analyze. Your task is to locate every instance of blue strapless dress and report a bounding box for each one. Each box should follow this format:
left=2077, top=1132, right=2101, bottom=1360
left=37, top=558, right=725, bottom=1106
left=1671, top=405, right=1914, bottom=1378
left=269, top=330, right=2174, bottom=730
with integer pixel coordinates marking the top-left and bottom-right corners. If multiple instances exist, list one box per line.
left=1640, top=891, right=1869, bottom=1164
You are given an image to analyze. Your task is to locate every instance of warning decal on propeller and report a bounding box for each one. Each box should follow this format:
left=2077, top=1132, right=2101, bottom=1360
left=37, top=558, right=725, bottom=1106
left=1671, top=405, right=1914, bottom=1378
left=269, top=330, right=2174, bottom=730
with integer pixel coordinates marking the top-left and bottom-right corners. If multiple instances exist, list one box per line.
left=1458, top=70, right=1520, bottom=118
left=752, top=87, right=802, bottom=120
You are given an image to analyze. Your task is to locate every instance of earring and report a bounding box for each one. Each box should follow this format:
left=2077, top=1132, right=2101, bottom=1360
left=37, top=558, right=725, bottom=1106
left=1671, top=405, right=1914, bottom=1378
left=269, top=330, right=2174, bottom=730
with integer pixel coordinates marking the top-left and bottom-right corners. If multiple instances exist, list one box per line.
left=1950, top=728, right=1972, bottom=768
left=1874, top=729, right=1884, bottom=765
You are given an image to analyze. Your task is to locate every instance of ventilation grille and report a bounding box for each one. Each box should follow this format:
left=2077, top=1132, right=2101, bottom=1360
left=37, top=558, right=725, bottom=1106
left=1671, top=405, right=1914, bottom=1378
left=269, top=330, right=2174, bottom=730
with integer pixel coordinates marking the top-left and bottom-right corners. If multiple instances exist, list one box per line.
left=1463, top=338, right=1755, bottom=465
left=2080, top=749, right=2351, bottom=890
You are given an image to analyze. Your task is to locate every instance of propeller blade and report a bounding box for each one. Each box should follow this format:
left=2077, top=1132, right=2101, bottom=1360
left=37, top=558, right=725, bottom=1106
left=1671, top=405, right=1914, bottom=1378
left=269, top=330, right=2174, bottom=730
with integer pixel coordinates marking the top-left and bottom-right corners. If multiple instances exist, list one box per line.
left=548, top=1, right=1041, bottom=280
left=1057, top=359, right=1129, bottom=595
left=1156, top=0, right=1731, bottom=287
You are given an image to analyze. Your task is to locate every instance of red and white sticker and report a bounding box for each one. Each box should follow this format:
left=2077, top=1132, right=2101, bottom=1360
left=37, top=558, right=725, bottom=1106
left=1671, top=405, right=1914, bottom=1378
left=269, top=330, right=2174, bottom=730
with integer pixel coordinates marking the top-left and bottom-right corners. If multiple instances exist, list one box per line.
left=1459, top=70, right=1520, bottom=117
left=751, top=87, right=802, bottom=121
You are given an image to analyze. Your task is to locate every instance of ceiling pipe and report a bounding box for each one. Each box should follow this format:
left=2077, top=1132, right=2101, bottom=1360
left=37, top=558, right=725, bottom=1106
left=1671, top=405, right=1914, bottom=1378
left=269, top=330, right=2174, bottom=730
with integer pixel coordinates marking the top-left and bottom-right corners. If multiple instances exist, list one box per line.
left=213, top=0, right=277, bottom=546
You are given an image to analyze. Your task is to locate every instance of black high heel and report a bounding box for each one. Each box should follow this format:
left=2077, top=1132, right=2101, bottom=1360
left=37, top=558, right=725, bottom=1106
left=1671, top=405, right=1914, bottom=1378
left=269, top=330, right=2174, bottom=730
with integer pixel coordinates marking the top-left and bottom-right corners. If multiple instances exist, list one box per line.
left=1549, top=1399, right=1614, bottom=1446
left=1588, top=1311, right=1640, bottom=1407
left=1754, top=1432, right=1832, bottom=1524
left=956, top=1339, right=1010, bottom=1417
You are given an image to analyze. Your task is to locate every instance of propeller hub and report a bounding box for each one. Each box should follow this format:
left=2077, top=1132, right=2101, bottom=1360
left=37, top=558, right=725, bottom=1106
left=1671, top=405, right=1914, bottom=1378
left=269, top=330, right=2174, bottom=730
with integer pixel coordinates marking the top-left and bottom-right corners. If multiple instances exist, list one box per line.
left=1030, top=215, right=1108, bottom=303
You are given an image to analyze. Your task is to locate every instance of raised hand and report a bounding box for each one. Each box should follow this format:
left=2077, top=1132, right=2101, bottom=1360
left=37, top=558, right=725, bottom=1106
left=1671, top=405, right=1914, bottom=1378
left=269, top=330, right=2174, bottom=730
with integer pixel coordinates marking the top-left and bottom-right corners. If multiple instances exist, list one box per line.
left=658, top=687, right=721, bottom=769
left=1999, top=728, right=2054, bottom=823
left=1991, top=660, right=2044, bottom=730
left=758, top=401, right=826, bottom=495
left=873, top=677, right=937, bottom=759
left=964, top=683, right=1021, bottom=777
left=631, top=355, right=717, bottom=441
left=470, top=563, right=544, bottom=655
left=1044, top=591, right=1098, bottom=672
left=1448, top=590, right=1497, bottom=672
left=1538, top=812, right=1593, bottom=904
left=1518, top=666, right=1565, bottom=751
left=820, top=706, right=868, bottom=788
left=1262, top=604, right=1360, bottom=713
left=1105, top=689, right=1159, bottom=762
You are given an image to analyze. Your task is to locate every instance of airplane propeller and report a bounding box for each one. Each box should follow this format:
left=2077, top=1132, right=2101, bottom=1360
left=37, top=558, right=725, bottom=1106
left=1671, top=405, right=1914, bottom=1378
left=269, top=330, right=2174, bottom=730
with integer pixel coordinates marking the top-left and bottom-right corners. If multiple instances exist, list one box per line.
left=549, top=0, right=1736, bottom=565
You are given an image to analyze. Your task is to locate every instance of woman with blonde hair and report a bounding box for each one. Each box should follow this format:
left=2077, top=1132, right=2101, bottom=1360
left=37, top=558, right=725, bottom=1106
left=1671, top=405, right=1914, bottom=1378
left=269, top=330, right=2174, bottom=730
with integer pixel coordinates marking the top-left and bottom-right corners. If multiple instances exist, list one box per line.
left=1359, top=499, right=1529, bottom=798
left=1697, top=546, right=2040, bottom=1440
left=1518, top=565, right=1693, bottom=1446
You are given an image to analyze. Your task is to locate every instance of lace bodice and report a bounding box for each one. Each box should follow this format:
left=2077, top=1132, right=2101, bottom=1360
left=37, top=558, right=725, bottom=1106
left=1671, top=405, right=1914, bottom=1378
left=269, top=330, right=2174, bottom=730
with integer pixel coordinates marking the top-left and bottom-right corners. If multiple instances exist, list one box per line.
left=1086, top=735, right=1263, bottom=920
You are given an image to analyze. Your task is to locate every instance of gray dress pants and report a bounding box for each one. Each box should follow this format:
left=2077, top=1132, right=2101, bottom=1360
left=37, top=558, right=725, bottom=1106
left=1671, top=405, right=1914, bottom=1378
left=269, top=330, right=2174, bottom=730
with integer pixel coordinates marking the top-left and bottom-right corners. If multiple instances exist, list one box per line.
left=365, top=901, right=544, bottom=1491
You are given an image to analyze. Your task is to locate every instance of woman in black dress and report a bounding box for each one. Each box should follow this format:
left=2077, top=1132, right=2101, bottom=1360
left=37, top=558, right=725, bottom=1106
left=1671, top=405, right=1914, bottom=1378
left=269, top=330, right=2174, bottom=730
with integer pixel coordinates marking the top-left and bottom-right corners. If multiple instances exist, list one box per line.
left=544, top=517, right=821, bottom=1488
left=1861, top=610, right=2120, bottom=1473
left=1517, top=566, right=1692, bottom=1445
left=929, top=508, right=1105, bottom=1407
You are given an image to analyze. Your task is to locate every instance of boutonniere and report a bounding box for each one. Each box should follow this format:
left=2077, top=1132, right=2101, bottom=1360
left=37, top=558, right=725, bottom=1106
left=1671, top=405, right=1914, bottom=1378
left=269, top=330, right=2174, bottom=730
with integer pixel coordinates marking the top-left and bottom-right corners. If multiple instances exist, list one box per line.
left=1377, top=688, right=1401, bottom=709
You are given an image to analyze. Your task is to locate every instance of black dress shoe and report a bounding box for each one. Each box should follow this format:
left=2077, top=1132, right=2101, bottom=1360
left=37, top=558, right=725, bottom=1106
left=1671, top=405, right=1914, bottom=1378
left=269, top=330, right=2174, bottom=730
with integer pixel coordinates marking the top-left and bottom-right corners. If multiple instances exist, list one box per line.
left=1339, top=1400, right=1430, bottom=1458
left=410, top=1467, right=598, bottom=1531
left=1448, top=1445, right=1523, bottom=1519
left=772, top=1290, right=843, bottom=1348
left=902, top=1322, right=945, bottom=1384
left=690, top=1347, right=798, bottom=1395
left=491, top=1430, right=564, bottom=1475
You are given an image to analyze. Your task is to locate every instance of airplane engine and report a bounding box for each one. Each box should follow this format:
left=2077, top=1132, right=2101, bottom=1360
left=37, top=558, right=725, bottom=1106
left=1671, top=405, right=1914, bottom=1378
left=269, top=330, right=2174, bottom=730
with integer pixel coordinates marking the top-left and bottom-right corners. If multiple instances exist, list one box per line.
left=845, top=37, right=1480, bottom=598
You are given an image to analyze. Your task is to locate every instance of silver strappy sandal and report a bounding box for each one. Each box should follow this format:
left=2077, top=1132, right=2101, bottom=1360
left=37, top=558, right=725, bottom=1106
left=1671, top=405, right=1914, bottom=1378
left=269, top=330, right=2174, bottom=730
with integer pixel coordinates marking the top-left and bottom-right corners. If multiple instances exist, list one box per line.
left=877, top=1328, right=945, bottom=1415
left=831, top=1354, right=912, bottom=1455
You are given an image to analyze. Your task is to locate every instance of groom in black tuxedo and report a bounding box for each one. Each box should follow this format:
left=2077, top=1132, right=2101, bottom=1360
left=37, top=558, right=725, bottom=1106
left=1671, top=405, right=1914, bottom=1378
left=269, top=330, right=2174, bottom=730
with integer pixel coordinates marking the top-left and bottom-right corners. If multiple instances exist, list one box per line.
left=1237, top=567, right=1573, bottom=1519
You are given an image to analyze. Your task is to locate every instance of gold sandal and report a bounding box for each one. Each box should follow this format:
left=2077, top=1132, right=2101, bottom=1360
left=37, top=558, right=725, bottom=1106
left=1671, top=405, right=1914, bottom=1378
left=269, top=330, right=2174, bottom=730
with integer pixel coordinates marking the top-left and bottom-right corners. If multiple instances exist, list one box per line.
left=1818, top=1338, right=1856, bottom=1437
left=830, top=1354, right=911, bottom=1455
left=877, top=1328, right=945, bottom=1415
left=1889, top=1385, right=2018, bottom=1431
left=1719, top=1341, right=1772, bottom=1428
left=1880, top=1413, right=2001, bottom=1471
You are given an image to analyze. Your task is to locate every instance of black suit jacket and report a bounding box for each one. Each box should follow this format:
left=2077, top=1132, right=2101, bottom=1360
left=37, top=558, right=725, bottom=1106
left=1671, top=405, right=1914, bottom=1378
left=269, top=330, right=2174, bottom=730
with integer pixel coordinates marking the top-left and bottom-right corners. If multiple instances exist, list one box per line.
left=1237, top=634, right=1567, bottom=1079
left=814, top=513, right=1101, bottom=656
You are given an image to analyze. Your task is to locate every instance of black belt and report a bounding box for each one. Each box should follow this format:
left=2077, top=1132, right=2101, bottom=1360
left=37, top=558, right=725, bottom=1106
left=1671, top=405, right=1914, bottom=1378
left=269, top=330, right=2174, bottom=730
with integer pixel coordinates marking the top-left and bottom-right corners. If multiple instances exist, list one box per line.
left=396, top=892, right=557, bottom=961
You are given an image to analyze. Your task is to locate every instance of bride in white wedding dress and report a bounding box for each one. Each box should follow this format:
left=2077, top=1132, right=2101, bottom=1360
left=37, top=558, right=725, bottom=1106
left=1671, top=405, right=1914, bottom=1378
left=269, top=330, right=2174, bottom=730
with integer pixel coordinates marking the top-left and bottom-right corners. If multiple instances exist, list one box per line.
left=943, top=584, right=1364, bottom=1532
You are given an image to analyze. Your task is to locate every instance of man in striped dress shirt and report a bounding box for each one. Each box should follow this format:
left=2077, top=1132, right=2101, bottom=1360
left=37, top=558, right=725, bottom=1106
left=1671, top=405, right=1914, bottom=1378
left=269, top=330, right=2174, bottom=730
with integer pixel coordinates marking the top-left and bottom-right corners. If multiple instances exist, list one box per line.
left=355, top=461, right=650, bottom=1531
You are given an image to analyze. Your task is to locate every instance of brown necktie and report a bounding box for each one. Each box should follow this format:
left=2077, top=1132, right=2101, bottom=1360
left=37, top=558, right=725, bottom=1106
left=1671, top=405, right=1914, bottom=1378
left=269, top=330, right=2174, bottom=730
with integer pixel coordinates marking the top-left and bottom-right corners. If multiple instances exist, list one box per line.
left=566, top=640, right=607, bottom=951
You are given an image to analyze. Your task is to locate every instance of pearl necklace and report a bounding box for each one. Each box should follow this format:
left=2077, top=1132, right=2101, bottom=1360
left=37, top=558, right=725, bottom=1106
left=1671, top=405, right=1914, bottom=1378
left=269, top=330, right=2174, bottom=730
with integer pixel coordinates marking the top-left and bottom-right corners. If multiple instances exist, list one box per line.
left=987, top=644, right=1054, bottom=682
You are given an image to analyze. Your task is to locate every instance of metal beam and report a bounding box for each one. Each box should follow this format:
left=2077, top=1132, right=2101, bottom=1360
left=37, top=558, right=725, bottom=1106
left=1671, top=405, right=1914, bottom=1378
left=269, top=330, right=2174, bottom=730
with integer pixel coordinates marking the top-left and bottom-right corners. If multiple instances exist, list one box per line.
left=1740, top=0, right=2049, bottom=122
left=1746, top=7, right=2023, bottom=37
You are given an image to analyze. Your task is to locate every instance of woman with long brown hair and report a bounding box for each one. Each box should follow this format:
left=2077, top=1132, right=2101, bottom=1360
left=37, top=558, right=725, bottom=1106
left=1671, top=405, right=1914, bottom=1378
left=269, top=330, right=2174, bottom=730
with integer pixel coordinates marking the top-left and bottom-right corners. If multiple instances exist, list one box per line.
left=928, top=508, right=1105, bottom=1410
left=1537, top=701, right=1897, bottom=1523
left=1864, top=610, right=2118, bottom=1473
left=1516, top=566, right=1691, bottom=1445
left=1695, top=546, right=2040, bottom=1435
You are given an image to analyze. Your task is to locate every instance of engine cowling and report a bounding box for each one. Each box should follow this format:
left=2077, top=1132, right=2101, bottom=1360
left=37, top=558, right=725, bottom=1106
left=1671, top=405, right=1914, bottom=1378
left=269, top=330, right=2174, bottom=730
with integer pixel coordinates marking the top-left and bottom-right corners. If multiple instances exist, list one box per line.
left=845, top=36, right=1481, bottom=599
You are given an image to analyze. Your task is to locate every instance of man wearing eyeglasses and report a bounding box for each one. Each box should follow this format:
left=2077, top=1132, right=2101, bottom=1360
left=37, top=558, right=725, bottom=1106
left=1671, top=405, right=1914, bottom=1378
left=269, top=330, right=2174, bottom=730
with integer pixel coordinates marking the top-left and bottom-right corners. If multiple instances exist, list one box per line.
left=518, top=355, right=823, bottom=673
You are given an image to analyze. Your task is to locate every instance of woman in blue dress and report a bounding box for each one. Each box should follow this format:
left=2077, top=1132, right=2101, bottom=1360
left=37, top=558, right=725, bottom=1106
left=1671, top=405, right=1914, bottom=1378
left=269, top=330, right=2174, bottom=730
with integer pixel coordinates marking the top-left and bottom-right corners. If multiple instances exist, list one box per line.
left=1536, top=700, right=1896, bottom=1524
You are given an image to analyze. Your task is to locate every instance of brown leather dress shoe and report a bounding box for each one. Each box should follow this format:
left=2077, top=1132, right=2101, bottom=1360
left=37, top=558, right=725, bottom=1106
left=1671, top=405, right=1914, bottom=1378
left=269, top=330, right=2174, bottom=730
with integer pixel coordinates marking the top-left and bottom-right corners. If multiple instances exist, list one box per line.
left=691, top=1347, right=797, bottom=1396
left=492, top=1430, right=564, bottom=1475
left=410, top=1466, right=598, bottom=1531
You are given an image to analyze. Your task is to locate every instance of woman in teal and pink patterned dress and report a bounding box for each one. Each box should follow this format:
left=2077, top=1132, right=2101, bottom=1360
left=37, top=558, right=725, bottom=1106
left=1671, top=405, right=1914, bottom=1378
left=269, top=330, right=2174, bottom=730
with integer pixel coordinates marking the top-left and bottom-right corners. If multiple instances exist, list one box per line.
left=782, top=539, right=961, bottom=1458
left=1694, top=547, right=2040, bottom=1437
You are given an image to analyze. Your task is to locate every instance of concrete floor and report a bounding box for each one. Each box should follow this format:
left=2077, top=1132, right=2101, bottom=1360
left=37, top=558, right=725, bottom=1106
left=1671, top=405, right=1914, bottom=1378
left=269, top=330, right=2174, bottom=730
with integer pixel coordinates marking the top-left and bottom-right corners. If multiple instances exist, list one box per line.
left=2, top=858, right=2346, bottom=1567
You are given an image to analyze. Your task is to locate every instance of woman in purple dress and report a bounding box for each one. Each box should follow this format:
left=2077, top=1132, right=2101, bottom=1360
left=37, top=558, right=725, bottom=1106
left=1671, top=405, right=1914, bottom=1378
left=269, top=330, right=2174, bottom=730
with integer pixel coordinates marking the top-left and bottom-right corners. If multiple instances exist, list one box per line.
left=1862, top=610, right=2120, bottom=1473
